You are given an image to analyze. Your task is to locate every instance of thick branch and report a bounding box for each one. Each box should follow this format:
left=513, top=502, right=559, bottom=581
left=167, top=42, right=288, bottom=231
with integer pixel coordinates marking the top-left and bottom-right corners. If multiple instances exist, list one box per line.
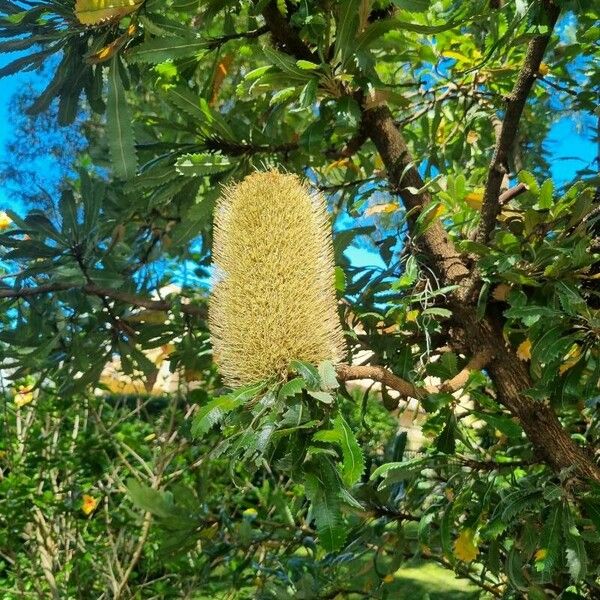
left=260, top=1, right=317, bottom=62
left=0, top=283, right=207, bottom=318
left=362, top=104, right=470, bottom=288
left=475, top=2, right=561, bottom=244
left=336, top=364, right=425, bottom=399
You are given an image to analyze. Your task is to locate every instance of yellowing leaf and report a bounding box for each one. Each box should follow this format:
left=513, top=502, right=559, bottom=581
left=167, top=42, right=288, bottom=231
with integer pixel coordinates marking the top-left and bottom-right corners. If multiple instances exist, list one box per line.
left=517, top=339, right=532, bottom=361
left=0, top=211, right=12, bottom=230
left=14, top=386, right=34, bottom=408
left=559, top=344, right=581, bottom=375
left=325, top=158, right=359, bottom=174
left=491, top=283, right=511, bottom=301
left=82, top=494, right=98, bottom=515
left=441, top=50, right=470, bottom=63
left=534, top=548, right=547, bottom=561
left=75, top=0, right=143, bottom=26
left=466, top=130, right=479, bottom=144
left=406, top=309, right=420, bottom=323
left=364, top=202, right=400, bottom=217
left=538, top=62, right=550, bottom=77
left=453, top=529, right=479, bottom=563
left=465, top=190, right=484, bottom=209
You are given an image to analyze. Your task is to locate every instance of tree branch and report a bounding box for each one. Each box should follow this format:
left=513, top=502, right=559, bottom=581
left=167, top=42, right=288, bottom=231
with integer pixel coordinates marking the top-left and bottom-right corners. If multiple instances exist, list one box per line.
left=0, top=283, right=207, bottom=318
left=475, top=2, right=561, bottom=244
left=336, top=351, right=493, bottom=403
left=260, top=0, right=317, bottom=62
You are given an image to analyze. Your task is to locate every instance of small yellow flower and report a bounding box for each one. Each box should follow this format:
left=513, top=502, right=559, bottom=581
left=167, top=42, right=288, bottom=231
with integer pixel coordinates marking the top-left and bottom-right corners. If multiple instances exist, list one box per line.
left=0, top=211, right=12, bottom=230
left=516, top=339, right=532, bottom=361
left=383, top=574, right=395, bottom=584
left=82, top=494, right=98, bottom=516
left=14, top=386, right=34, bottom=408
left=242, top=507, right=258, bottom=519
left=538, top=63, right=550, bottom=77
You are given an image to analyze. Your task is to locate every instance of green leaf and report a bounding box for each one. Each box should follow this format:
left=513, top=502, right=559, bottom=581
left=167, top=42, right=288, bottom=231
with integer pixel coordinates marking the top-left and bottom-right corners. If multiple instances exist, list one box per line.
left=535, top=179, right=554, bottom=210
left=392, top=0, right=430, bottom=11
left=318, top=361, right=339, bottom=391
left=435, top=412, right=457, bottom=454
left=278, top=377, right=305, bottom=399
left=304, top=457, right=346, bottom=551
left=581, top=498, right=600, bottom=533
left=191, top=383, right=264, bottom=437
left=562, top=502, right=587, bottom=581
left=370, top=456, right=433, bottom=487
left=307, top=390, right=334, bottom=404
left=471, top=411, right=523, bottom=438
left=334, top=0, right=361, bottom=67
left=128, top=36, right=209, bottom=63
left=535, top=504, right=561, bottom=577
left=127, top=479, right=174, bottom=519
left=290, top=359, right=320, bottom=389
left=175, top=153, right=233, bottom=176
left=107, top=57, right=137, bottom=180
left=313, top=414, right=364, bottom=486
left=262, top=46, right=311, bottom=80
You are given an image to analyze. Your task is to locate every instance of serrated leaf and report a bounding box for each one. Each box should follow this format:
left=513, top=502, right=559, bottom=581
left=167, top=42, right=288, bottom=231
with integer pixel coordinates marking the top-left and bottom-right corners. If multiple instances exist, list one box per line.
left=278, top=377, right=305, bottom=399
left=535, top=504, right=561, bottom=577
left=175, top=153, right=233, bottom=176
left=334, top=0, right=361, bottom=67
left=313, top=414, right=364, bottom=486
left=290, top=359, right=320, bottom=389
left=75, top=0, right=143, bottom=25
left=262, top=46, right=311, bottom=80
left=128, top=35, right=209, bottom=63
left=191, top=383, right=263, bottom=437
left=307, top=390, right=334, bottom=404
left=318, top=361, right=339, bottom=391
left=127, top=478, right=174, bottom=518
left=304, top=458, right=346, bottom=551
left=107, top=57, right=137, bottom=180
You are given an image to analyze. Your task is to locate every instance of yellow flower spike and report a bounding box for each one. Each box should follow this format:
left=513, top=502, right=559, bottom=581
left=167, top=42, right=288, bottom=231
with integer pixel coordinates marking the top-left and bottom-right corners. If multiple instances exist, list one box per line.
left=209, top=171, right=345, bottom=387
left=82, top=494, right=99, bottom=516
left=0, top=211, right=12, bottom=230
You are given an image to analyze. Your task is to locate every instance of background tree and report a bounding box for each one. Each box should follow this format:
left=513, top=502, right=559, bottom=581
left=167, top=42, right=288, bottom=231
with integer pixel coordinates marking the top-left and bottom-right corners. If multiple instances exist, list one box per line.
left=0, top=0, right=599, bottom=598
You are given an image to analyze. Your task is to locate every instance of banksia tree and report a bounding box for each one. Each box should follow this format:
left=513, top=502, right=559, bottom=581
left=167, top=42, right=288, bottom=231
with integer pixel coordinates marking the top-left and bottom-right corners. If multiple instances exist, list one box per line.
left=209, top=170, right=345, bottom=387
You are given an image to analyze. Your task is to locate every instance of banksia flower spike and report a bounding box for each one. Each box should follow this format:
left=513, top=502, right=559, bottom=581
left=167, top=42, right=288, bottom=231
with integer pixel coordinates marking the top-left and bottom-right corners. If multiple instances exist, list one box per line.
left=209, top=170, right=345, bottom=387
